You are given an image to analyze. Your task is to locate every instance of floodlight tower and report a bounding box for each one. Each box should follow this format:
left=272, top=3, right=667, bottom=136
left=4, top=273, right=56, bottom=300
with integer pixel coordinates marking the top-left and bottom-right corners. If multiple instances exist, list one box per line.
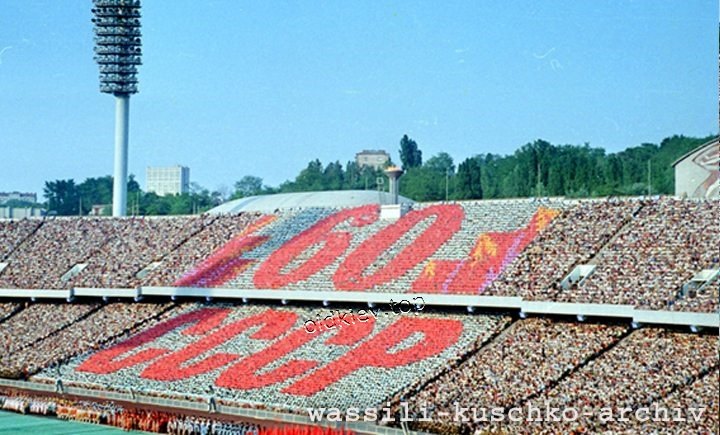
left=92, top=0, right=142, bottom=216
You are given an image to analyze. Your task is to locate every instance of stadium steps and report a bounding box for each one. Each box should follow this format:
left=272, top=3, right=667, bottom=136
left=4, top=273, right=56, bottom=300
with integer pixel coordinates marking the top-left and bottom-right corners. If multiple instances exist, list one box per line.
left=391, top=317, right=518, bottom=410
left=586, top=365, right=720, bottom=433
left=128, top=215, right=220, bottom=284
left=10, top=304, right=104, bottom=356
left=25, top=302, right=181, bottom=378
left=508, top=323, right=635, bottom=410
left=0, top=303, right=23, bottom=325
left=585, top=202, right=646, bottom=266
left=539, top=203, right=647, bottom=302
left=0, top=218, right=45, bottom=263
left=671, top=271, right=720, bottom=307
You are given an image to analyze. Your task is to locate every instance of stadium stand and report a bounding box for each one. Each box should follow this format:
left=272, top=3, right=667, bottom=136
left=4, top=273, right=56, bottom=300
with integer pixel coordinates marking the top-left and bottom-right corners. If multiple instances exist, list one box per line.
left=0, top=303, right=99, bottom=364
left=145, top=213, right=267, bottom=287
left=222, top=199, right=563, bottom=293
left=0, top=218, right=41, bottom=261
left=603, top=368, right=719, bottom=434
left=566, top=199, right=720, bottom=310
left=0, top=196, right=718, bottom=433
left=68, top=216, right=208, bottom=289
left=403, top=319, right=629, bottom=429
left=500, top=328, right=718, bottom=434
left=0, top=218, right=117, bottom=289
left=0, top=197, right=718, bottom=313
left=0, top=302, right=175, bottom=379
left=483, top=199, right=641, bottom=300
left=32, top=303, right=511, bottom=412
left=0, top=303, right=20, bottom=322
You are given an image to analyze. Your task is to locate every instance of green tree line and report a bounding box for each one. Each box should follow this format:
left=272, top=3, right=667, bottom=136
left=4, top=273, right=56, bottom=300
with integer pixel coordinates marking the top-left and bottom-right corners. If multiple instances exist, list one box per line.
left=41, top=133, right=715, bottom=215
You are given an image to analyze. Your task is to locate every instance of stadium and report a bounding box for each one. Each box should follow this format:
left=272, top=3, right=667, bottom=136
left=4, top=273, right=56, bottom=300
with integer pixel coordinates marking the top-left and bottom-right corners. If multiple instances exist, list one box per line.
left=0, top=192, right=718, bottom=434
left=1, top=1, right=719, bottom=434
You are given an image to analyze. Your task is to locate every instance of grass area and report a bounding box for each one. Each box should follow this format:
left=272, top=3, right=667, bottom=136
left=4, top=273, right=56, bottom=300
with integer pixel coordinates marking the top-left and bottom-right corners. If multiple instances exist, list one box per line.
left=0, top=410, right=151, bottom=434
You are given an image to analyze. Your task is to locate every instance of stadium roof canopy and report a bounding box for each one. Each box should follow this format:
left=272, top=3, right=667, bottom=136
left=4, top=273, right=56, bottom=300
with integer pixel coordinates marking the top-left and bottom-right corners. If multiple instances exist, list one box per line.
left=671, top=136, right=719, bottom=167
left=209, top=190, right=415, bottom=214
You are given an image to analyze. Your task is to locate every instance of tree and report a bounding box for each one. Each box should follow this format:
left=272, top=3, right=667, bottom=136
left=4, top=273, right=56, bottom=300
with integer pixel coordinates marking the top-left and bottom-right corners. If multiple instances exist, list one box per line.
left=44, top=179, right=80, bottom=215
left=424, top=152, right=455, bottom=174
left=400, top=166, right=446, bottom=201
left=77, top=176, right=113, bottom=214
left=233, top=175, right=264, bottom=198
left=456, top=157, right=483, bottom=199
left=399, top=135, right=422, bottom=168
left=284, top=159, right=325, bottom=192
left=323, top=161, right=345, bottom=190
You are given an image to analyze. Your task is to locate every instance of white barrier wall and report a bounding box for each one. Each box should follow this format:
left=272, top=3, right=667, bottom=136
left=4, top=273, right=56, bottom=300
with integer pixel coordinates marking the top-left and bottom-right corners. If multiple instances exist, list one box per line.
left=0, top=287, right=716, bottom=329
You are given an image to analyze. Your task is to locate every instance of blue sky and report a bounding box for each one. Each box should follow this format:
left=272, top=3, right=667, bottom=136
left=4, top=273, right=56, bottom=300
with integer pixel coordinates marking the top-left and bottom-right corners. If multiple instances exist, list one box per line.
left=0, top=0, right=717, bottom=197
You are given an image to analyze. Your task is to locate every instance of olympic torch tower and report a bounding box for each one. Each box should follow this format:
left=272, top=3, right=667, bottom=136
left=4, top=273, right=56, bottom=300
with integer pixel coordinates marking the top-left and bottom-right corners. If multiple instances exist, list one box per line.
left=92, top=0, right=142, bottom=216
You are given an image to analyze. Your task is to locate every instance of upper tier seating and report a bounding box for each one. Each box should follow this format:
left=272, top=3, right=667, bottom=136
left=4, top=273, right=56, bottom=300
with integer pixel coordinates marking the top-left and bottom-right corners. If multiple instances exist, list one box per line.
left=0, top=219, right=41, bottom=261
left=0, top=197, right=717, bottom=313
left=69, top=216, right=208, bottom=289
left=571, top=199, right=720, bottom=311
left=0, top=218, right=127, bottom=289
left=484, top=199, right=640, bottom=299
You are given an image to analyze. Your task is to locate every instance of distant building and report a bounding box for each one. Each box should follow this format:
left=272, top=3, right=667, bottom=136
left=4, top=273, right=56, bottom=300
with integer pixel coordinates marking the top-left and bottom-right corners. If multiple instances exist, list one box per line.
left=0, top=206, right=43, bottom=219
left=672, top=138, right=719, bottom=199
left=89, top=204, right=111, bottom=216
left=0, top=191, right=37, bottom=205
left=146, top=166, right=190, bottom=196
left=355, top=150, right=390, bottom=170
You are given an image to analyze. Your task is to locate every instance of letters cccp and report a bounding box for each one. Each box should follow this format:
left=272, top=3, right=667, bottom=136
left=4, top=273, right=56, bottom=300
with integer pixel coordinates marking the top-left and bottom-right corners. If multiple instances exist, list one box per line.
left=77, top=307, right=464, bottom=396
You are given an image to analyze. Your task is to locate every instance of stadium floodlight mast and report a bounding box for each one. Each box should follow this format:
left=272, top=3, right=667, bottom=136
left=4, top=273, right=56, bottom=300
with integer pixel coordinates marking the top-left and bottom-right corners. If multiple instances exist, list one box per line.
left=92, top=0, right=142, bottom=217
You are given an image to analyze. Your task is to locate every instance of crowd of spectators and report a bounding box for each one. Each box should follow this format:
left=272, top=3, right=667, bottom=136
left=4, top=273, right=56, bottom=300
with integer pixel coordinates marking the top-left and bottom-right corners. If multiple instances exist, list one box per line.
left=671, top=274, right=720, bottom=313
left=571, top=199, right=720, bottom=311
left=484, top=199, right=639, bottom=300
left=142, top=213, right=263, bottom=286
left=0, top=218, right=41, bottom=261
left=42, top=303, right=510, bottom=412
left=0, top=197, right=716, bottom=434
left=0, top=301, right=715, bottom=434
left=498, top=327, right=718, bottom=434
left=0, top=198, right=717, bottom=313
left=0, top=302, right=19, bottom=321
left=0, top=302, right=99, bottom=366
left=401, top=325, right=717, bottom=434
left=167, top=415, right=259, bottom=435
left=227, top=200, right=564, bottom=294
left=405, top=318, right=628, bottom=433
left=0, top=218, right=114, bottom=289
left=0, top=302, right=174, bottom=378
left=0, top=390, right=355, bottom=435
left=604, top=368, right=719, bottom=434
left=0, top=390, right=262, bottom=434
left=0, top=215, right=213, bottom=290
left=69, top=216, right=209, bottom=289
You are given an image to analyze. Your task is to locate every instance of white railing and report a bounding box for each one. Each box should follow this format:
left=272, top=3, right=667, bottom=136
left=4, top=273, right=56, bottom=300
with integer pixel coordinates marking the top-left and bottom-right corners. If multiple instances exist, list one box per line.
left=0, top=286, right=716, bottom=329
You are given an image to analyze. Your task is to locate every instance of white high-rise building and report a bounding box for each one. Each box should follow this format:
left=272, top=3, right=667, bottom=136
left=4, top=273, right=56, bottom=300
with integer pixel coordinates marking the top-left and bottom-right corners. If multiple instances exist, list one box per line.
left=146, top=165, right=190, bottom=196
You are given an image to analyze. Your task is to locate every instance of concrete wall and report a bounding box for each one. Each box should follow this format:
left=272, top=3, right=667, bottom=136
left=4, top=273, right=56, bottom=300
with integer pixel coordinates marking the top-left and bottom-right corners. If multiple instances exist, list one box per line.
left=0, top=287, right=716, bottom=329
left=0, top=207, right=44, bottom=219
left=674, top=140, right=719, bottom=199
